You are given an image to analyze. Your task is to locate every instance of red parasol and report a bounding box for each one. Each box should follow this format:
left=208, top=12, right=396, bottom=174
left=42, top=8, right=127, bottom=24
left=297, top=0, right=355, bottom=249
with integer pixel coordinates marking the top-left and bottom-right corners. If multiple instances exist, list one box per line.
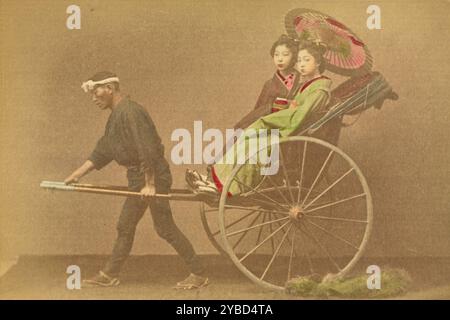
left=285, top=8, right=372, bottom=76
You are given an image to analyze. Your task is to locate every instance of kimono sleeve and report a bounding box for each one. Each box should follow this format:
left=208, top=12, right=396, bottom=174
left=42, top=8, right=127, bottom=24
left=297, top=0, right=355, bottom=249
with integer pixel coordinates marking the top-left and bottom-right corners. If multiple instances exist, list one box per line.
left=124, top=107, right=161, bottom=173
left=253, top=80, right=274, bottom=112
left=284, top=88, right=331, bottom=135
left=88, top=135, right=113, bottom=170
left=254, top=88, right=330, bottom=137
left=233, top=80, right=274, bottom=129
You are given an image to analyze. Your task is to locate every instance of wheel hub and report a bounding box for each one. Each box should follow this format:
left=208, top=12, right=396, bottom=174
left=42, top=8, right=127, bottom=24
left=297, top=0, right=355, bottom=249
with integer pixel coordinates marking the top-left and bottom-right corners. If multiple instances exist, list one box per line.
left=289, top=206, right=303, bottom=221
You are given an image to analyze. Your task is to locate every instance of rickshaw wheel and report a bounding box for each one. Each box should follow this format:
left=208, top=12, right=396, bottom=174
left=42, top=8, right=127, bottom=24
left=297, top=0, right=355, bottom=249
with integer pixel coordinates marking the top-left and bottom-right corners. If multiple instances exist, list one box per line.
left=199, top=202, right=228, bottom=257
left=218, top=136, right=373, bottom=291
left=199, top=180, right=335, bottom=258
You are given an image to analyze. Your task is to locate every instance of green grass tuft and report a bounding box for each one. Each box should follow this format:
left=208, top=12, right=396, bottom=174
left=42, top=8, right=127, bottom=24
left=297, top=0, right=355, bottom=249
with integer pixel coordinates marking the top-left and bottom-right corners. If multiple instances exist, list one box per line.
left=286, top=268, right=412, bottom=298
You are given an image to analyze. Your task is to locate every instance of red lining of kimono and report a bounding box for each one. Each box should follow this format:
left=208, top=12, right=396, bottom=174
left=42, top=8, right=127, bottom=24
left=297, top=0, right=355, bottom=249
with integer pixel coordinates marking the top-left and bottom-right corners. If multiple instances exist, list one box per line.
left=300, top=75, right=330, bottom=93
left=276, top=70, right=287, bottom=81
left=271, top=107, right=288, bottom=113
left=210, top=166, right=232, bottom=197
left=274, top=99, right=289, bottom=105
left=276, top=71, right=296, bottom=91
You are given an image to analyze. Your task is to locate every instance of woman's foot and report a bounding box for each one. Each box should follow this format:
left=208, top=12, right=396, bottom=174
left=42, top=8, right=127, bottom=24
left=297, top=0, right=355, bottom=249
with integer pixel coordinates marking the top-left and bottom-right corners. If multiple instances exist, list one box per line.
left=196, top=182, right=219, bottom=195
left=185, top=169, right=204, bottom=188
left=185, top=169, right=219, bottom=195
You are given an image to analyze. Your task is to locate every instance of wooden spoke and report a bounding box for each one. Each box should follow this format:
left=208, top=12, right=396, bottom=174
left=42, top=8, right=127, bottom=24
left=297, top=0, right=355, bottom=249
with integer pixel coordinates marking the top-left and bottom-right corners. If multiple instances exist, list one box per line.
left=297, top=228, right=316, bottom=275
left=224, top=204, right=287, bottom=216
left=304, top=193, right=366, bottom=214
left=239, top=220, right=290, bottom=263
left=255, top=213, right=267, bottom=246
left=273, top=219, right=303, bottom=260
left=301, top=150, right=334, bottom=207
left=303, top=168, right=354, bottom=211
left=299, top=224, right=342, bottom=272
left=232, top=212, right=262, bottom=250
left=305, top=219, right=359, bottom=251
left=233, top=177, right=288, bottom=211
left=260, top=224, right=292, bottom=280
left=239, top=197, right=289, bottom=212
left=279, top=147, right=295, bottom=204
left=211, top=210, right=258, bottom=237
left=287, top=227, right=296, bottom=281
left=226, top=216, right=290, bottom=237
left=268, top=214, right=276, bottom=254
left=254, top=162, right=291, bottom=205
left=305, top=215, right=368, bottom=224
left=297, top=141, right=308, bottom=206
left=263, top=174, right=291, bottom=205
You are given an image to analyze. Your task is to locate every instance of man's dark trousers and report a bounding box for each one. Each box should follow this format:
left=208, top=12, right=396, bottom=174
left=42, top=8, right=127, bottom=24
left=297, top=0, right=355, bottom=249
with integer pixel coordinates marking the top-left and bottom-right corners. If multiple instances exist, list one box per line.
left=103, top=168, right=204, bottom=277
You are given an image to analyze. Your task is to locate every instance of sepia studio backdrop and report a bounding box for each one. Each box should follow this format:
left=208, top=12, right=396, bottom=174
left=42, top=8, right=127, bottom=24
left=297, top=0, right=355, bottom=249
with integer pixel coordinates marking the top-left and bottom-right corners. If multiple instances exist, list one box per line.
left=1, top=0, right=449, bottom=260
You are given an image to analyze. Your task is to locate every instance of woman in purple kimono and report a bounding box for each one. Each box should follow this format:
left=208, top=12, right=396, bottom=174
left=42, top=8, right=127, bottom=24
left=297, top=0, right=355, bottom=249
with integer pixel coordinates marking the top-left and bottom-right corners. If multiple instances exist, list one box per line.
left=234, top=35, right=302, bottom=129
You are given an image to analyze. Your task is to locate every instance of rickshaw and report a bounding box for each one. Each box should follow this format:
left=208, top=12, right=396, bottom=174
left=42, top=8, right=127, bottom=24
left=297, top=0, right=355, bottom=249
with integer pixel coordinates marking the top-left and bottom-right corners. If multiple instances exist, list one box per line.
left=40, top=9, right=398, bottom=292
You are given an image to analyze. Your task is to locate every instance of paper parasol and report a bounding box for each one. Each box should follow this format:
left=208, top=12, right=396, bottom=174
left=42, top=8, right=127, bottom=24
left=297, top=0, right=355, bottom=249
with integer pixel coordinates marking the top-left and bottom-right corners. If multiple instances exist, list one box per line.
left=285, top=8, right=372, bottom=76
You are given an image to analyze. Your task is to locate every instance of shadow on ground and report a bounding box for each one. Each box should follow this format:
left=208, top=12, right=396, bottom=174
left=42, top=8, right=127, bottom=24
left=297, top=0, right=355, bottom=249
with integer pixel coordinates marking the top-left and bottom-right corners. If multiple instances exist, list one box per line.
left=0, top=255, right=449, bottom=299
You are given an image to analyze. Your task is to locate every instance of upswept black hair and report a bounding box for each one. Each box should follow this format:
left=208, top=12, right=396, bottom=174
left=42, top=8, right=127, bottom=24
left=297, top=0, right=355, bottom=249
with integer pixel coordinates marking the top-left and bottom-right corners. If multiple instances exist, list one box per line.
left=270, top=35, right=299, bottom=66
left=298, top=41, right=327, bottom=73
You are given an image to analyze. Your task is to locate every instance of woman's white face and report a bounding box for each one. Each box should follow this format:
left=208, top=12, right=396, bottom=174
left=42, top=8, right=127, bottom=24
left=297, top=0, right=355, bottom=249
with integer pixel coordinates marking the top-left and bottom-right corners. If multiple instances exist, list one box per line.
left=273, top=45, right=293, bottom=72
left=296, top=49, right=319, bottom=77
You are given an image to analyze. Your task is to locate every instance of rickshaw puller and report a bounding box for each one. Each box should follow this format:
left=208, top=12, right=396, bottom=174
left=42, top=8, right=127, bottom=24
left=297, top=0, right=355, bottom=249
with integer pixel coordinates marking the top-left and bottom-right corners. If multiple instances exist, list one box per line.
left=64, top=71, right=208, bottom=289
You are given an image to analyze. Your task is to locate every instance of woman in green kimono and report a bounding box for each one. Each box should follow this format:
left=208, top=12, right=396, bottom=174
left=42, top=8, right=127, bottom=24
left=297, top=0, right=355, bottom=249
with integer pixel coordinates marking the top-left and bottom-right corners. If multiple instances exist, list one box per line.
left=187, top=42, right=332, bottom=196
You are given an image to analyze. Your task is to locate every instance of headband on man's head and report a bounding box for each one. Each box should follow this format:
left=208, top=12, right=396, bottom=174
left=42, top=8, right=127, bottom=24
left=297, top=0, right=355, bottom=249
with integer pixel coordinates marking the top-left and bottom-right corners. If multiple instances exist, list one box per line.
left=81, top=77, right=120, bottom=93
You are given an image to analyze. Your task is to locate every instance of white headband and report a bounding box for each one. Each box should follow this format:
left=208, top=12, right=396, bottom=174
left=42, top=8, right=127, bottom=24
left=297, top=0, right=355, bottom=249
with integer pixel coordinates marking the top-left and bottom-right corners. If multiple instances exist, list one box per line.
left=81, top=77, right=120, bottom=93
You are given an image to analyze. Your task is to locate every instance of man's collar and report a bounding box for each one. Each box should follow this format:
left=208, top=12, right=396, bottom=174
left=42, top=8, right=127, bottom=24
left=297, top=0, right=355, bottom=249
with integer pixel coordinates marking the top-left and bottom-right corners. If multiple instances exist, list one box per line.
left=111, top=95, right=127, bottom=110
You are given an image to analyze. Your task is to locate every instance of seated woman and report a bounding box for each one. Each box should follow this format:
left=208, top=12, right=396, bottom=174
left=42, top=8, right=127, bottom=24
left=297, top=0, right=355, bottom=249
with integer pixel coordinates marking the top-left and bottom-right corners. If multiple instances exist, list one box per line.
left=234, top=34, right=301, bottom=130
left=187, top=41, right=332, bottom=196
